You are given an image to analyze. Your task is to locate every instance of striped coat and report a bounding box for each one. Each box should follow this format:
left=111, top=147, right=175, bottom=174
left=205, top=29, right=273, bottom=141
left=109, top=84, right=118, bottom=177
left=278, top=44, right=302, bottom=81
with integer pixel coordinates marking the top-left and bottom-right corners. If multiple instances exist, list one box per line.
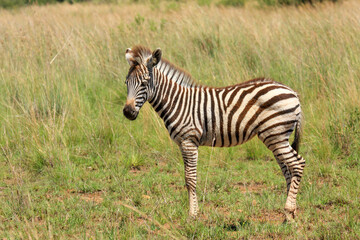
left=123, top=45, right=305, bottom=222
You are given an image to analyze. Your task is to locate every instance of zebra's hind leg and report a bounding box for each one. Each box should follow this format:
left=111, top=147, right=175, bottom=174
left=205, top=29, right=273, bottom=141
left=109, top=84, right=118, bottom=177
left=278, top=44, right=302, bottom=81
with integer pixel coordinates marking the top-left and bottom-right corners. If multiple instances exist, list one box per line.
left=270, top=142, right=305, bottom=222
left=179, top=140, right=199, bottom=217
left=273, top=146, right=292, bottom=195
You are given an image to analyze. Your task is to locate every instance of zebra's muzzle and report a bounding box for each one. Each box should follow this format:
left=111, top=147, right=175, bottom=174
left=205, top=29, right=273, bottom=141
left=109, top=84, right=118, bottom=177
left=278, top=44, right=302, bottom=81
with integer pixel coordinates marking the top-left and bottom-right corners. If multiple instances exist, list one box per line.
left=123, top=105, right=138, bottom=120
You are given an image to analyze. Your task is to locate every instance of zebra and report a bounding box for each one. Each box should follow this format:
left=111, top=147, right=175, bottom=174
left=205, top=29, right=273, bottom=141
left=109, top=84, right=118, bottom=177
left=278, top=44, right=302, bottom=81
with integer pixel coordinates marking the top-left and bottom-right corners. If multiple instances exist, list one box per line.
left=123, top=45, right=305, bottom=222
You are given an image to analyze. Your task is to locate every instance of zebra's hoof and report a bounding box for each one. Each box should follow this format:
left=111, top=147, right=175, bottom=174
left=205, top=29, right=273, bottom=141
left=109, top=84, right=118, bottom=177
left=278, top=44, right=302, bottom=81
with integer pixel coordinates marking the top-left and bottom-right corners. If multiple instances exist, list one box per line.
left=284, top=209, right=296, bottom=223
left=188, top=210, right=198, bottom=219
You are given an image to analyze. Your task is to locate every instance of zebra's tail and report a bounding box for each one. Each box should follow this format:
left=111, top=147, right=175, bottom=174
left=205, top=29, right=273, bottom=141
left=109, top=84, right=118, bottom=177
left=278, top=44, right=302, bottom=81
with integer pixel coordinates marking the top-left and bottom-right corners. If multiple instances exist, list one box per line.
left=291, top=112, right=302, bottom=153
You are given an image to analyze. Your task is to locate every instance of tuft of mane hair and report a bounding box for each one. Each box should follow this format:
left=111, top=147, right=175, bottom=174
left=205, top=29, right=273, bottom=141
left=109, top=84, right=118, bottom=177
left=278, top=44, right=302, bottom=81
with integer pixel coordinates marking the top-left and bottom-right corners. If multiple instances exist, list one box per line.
left=130, top=45, right=197, bottom=88
left=130, top=45, right=152, bottom=64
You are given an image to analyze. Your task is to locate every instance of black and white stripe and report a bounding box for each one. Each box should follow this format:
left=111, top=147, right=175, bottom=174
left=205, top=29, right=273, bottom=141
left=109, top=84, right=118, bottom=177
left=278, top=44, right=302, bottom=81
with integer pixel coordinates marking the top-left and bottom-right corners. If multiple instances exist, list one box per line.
left=123, top=46, right=305, bottom=221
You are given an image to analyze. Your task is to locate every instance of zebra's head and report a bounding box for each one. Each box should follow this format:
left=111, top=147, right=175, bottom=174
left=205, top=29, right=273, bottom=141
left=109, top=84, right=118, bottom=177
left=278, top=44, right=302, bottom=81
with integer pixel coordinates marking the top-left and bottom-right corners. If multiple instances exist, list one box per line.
left=123, top=47, right=162, bottom=120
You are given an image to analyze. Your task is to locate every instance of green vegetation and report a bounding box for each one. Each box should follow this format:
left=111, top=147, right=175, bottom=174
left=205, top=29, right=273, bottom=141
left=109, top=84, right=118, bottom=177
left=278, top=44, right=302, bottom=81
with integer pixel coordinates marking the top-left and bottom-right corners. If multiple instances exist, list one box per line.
left=0, top=0, right=359, bottom=238
left=0, top=0, right=339, bottom=8
left=0, top=0, right=87, bottom=9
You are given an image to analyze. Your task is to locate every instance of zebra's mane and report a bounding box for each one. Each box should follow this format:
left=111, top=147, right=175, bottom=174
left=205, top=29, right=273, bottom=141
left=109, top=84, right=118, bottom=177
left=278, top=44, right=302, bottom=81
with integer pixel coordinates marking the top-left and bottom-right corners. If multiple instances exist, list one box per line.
left=130, top=45, right=197, bottom=88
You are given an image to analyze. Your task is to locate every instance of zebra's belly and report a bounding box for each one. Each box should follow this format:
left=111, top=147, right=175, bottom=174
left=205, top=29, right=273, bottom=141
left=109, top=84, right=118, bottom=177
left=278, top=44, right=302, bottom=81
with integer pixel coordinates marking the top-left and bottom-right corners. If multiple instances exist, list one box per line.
left=198, top=107, right=257, bottom=147
left=198, top=99, right=300, bottom=148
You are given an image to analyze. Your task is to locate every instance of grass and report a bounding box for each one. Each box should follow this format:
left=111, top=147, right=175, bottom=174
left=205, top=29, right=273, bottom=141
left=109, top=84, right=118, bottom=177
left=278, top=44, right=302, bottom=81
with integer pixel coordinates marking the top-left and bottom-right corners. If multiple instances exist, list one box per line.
left=0, top=0, right=360, bottom=238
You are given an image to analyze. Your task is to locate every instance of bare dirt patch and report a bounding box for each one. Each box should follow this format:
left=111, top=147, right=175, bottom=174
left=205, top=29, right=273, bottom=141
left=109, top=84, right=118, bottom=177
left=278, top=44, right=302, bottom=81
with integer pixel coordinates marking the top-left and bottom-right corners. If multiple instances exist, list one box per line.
left=250, top=209, right=285, bottom=224
left=129, top=168, right=142, bottom=174
left=78, top=191, right=104, bottom=204
left=315, top=198, right=352, bottom=213
left=234, top=181, right=266, bottom=194
left=61, top=189, right=104, bottom=204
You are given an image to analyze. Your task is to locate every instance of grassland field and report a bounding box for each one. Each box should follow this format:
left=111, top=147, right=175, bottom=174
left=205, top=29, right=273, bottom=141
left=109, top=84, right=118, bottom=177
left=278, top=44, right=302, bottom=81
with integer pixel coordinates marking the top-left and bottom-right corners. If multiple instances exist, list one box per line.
left=0, top=0, right=359, bottom=239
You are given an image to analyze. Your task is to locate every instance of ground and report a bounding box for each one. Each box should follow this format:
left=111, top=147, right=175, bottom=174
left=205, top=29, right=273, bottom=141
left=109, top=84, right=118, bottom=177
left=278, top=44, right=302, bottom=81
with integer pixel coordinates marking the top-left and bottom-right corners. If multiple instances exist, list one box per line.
left=0, top=0, right=359, bottom=239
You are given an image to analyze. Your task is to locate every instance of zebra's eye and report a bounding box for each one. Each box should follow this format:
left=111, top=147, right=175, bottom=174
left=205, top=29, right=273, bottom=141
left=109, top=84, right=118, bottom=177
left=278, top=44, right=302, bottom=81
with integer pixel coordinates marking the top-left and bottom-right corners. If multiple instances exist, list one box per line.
left=141, top=73, right=150, bottom=86
left=141, top=79, right=148, bottom=86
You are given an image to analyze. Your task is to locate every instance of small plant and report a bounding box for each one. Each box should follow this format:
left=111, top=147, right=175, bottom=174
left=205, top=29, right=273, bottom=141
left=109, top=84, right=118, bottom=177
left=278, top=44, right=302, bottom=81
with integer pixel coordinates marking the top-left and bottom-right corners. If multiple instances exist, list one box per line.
left=124, top=152, right=145, bottom=170
left=128, top=14, right=145, bottom=30
left=134, top=14, right=145, bottom=26
left=218, top=0, right=245, bottom=7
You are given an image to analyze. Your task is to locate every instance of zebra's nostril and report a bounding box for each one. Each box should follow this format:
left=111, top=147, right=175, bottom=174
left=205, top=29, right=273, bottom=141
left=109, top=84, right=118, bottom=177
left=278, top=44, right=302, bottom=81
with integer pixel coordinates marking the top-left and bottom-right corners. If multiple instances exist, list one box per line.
left=123, top=105, right=138, bottom=120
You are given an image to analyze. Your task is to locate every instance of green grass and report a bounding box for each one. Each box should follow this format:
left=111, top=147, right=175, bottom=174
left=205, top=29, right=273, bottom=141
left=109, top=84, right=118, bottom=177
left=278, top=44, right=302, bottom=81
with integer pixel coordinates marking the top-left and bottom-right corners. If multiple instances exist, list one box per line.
left=0, top=1, right=359, bottom=238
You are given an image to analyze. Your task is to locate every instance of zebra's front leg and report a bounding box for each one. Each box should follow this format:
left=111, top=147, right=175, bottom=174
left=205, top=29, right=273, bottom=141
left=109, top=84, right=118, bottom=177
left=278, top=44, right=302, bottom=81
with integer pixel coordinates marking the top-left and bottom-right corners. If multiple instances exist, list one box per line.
left=180, top=140, right=199, bottom=217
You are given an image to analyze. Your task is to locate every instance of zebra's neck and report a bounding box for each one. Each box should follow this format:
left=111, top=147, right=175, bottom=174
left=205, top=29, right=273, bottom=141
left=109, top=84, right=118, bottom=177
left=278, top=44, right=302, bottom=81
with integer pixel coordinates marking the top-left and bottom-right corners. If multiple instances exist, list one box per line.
left=148, top=68, right=197, bottom=122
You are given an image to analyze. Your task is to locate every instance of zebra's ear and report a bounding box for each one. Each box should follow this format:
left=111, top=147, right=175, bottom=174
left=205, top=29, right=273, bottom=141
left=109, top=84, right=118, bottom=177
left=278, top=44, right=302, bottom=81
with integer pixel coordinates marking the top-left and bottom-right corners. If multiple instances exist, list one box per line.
left=149, top=48, right=162, bottom=67
left=125, top=48, right=142, bottom=66
left=125, top=48, right=135, bottom=66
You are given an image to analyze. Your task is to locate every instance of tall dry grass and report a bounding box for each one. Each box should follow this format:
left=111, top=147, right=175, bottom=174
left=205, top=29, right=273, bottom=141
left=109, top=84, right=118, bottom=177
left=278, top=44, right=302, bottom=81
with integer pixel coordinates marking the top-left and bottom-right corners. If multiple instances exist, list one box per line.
left=0, top=0, right=359, bottom=238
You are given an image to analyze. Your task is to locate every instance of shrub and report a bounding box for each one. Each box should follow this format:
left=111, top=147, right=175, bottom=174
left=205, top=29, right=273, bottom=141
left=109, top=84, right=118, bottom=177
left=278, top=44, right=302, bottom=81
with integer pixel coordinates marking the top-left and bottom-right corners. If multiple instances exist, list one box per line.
left=258, top=0, right=339, bottom=6
left=0, top=0, right=89, bottom=8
